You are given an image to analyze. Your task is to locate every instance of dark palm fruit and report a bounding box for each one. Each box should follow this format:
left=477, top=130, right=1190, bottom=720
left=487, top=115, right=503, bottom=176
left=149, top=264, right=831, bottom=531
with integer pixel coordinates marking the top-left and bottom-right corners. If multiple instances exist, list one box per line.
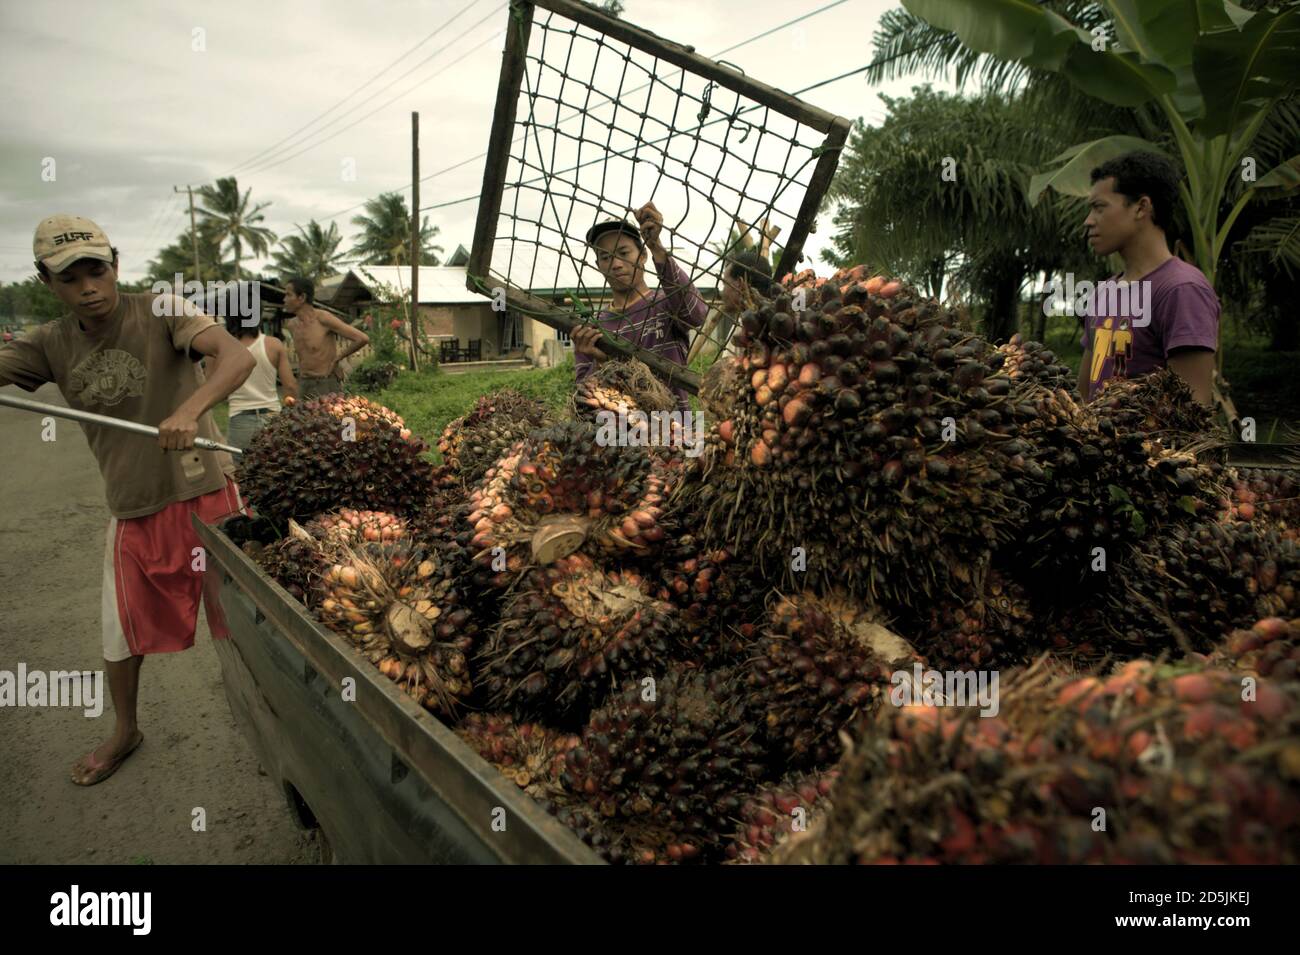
left=561, top=666, right=767, bottom=860
left=1215, top=617, right=1300, bottom=683
left=476, top=553, right=685, bottom=723
left=745, top=592, right=919, bottom=769
left=726, top=769, right=838, bottom=863
left=919, top=570, right=1040, bottom=670
left=536, top=795, right=707, bottom=865
left=237, top=397, right=434, bottom=525
left=775, top=660, right=1300, bottom=865
left=1107, top=521, right=1300, bottom=654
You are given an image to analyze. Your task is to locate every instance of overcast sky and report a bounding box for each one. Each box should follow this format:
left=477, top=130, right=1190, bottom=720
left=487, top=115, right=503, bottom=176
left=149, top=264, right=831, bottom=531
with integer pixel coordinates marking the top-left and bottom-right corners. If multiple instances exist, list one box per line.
left=0, top=0, right=959, bottom=286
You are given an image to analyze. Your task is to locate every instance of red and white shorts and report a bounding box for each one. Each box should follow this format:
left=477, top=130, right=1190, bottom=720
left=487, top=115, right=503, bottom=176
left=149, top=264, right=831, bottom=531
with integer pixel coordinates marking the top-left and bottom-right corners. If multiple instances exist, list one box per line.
left=102, top=479, right=248, bottom=662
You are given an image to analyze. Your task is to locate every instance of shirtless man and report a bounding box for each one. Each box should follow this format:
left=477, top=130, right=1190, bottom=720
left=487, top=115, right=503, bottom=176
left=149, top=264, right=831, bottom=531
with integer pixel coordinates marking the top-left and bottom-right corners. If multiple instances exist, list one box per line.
left=281, top=275, right=369, bottom=400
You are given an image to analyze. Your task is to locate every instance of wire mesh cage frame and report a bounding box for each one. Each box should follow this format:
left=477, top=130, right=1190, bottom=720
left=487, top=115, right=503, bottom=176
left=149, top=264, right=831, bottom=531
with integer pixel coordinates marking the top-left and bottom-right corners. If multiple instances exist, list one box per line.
left=467, top=0, right=851, bottom=394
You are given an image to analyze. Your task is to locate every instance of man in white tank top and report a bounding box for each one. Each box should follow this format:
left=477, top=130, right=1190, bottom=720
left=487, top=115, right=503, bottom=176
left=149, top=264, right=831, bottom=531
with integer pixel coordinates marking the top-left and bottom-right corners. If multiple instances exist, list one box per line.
left=224, top=313, right=297, bottom=450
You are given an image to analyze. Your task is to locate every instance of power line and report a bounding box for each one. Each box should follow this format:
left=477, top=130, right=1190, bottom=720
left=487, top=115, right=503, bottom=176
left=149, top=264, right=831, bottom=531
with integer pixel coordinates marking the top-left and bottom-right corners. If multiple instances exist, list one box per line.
left=222, top=0, right=492, bottom=176
left=236, top=4, right=506, bottom=177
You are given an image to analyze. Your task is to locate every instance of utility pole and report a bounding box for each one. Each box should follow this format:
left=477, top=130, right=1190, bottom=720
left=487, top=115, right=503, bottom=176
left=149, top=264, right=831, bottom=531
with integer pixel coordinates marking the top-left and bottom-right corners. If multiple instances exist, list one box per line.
left=409, top=111, right=421, bottom=372
left=173, top=185, right=201, bottom=282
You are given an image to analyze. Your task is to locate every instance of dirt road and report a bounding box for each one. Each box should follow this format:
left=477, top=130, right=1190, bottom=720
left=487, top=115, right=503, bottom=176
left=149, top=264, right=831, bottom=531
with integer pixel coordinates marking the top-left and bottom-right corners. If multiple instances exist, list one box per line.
left=0, top=383, right=316, bottom=864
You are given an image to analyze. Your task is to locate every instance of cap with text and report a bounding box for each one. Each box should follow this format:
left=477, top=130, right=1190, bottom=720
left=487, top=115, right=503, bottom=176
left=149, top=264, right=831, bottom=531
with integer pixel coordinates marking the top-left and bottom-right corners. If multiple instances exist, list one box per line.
left=33, top=215, right=114, bottom=274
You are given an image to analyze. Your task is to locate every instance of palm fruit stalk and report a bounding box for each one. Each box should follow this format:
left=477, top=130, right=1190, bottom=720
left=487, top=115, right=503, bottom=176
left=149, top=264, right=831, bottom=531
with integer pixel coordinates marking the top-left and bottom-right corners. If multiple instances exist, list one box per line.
left=725, top=769, right=837, bottom=863
left=1106, top=520, right=1300, bottom=654
left=994, top=333, right=1075, bottom=390
left=455, top=713, right=579, bottom=801
left=437, top=389, right=551, bottom=486
left=315, top=538, right=477, bottom=715
left=776, top=658, right=1300, bottom=864
left=1087, top=368, right=1223, bottom=447
left=465, top=420, right=674, bottom=585
left=477, top=553, right=685, bottom=724
left=571, top=358, right=677, bottom=422
left=671, top=276, right=1027, bottom=613
left=237, top=397, right=432, bottom=525
left=746, top=591, right=919, bottom=769
left=561, top=666, right=766, bottom=859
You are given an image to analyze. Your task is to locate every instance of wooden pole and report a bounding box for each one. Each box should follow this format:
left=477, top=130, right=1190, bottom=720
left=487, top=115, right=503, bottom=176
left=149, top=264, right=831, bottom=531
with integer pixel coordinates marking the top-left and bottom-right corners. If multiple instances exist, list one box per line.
left=409, top=111, right=421, bottom=372
left=174, top=185, right=202, bottom=282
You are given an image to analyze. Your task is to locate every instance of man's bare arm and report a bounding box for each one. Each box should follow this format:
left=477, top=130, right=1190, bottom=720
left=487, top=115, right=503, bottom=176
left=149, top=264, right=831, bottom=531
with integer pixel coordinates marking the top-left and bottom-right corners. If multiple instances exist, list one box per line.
left=269, top=336, right=298, bottom=401
left=159, top=325, right=254, bottom=450
left=1166, top=347, right=1215, bottom=407
left=1077, top=345, right=1091, bottom=402
left=319, top=312, right=370, bottom=364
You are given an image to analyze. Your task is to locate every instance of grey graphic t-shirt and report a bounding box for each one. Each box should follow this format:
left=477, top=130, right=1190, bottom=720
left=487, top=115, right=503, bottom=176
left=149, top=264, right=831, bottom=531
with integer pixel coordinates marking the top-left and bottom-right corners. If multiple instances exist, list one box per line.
left=0, top=292, right=235, bottom=518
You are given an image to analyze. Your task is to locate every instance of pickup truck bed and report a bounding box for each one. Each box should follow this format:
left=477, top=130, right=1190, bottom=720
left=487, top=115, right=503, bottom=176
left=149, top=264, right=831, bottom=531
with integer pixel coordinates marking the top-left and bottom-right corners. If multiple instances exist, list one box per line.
left=194, top=514, right=602, bottom=865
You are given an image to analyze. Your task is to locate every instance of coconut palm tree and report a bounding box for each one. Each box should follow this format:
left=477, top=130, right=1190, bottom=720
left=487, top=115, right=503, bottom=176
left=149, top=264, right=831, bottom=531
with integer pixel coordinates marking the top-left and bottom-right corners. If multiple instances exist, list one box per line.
left=195, top=176, right=277, bottom=281
left=270, top=220, right=348, bottom=282
left=146, top=222, right=233, bottom=284
left=349, top=192, right=444, bottom=266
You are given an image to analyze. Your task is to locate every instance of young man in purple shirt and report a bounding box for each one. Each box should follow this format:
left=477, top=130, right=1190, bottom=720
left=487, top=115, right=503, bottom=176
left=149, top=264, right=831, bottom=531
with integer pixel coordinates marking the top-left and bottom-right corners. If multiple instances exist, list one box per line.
left=1078, top=151, right=1219, bottom=406
left=571, top=201, right=708, bottom=412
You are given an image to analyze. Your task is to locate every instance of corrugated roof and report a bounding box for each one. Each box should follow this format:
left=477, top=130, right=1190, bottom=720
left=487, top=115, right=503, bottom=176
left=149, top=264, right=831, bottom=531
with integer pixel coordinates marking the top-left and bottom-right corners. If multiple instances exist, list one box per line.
left=355, top=265, right=488, bottom=305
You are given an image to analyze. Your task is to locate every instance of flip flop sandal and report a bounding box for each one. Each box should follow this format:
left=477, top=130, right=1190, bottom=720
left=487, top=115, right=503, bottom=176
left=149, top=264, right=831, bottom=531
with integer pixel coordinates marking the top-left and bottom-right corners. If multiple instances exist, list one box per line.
left=71, top=733, right=144, bottom=787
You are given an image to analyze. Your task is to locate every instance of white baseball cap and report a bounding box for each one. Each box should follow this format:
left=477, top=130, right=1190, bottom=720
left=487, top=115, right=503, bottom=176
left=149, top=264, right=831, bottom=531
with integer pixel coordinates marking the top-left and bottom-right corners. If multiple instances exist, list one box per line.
left=33, top=214, right=115, bottom=274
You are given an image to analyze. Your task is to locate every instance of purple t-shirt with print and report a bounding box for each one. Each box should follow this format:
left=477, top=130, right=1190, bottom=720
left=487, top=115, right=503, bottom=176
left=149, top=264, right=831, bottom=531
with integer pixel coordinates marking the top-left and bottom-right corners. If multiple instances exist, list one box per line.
left=1079, top=256, right=1219, bottom=401
left=574, top=254, right=707, bottom=412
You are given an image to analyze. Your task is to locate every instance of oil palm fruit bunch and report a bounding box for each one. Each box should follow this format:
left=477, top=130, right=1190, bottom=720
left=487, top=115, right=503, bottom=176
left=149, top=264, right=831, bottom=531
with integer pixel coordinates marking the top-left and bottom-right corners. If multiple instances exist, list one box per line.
left=477, top=553, right=685, bottom=723
left=673, top=276, right=1023, bottom=612
left=777, top=659, right=1300, bottom=864
left=994, top=334, right=1074, bottom=390
left=1089, top=369, right=1221, bottom=445
left=455, top=713, right=579, bottom=801
left=252, top=523, right=322, bottom=603
left=237, top=399, right=432, bottom=525
left=1215, top=615, right=1299, bottom=682
left=437, top=389, right=551, bottom=486
left=537, top=796, right=706, bottom=864
left=699, top=355, right=741, bottom=420
left=304, top=508, right=408, bottom=545
left=466, top=421, right=673, bottom=578
left=561, top=666, right=766, bottom=856
left=1226, top=469, right=1300, bottom=531
left=641, top=535, right=770, bottom=667
left=314, top=538, right=477, bottom=715
left=919, top=569, right=1039, bottom=671
left=310, top=392, right=412, bottom=439
left=1005, top=383, right=1223, bottom=586
left=725, top=769, right=837, bottom=863
left=572, top=358, right=676, bottom=422
left=1106, top=520, right=1300, bottom=654
left=746, top=591, right=919, bottom=769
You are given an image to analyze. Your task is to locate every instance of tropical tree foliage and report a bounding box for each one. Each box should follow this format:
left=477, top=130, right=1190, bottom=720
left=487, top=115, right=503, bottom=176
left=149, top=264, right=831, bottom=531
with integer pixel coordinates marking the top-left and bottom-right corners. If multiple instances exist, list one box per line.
left=270, top=220, right=348, bottom=282
left=350, top=193, right=444, bottom=266
left=825, top=85, right=1095, bottom=340
left=195, top=176, right=277, bottom=280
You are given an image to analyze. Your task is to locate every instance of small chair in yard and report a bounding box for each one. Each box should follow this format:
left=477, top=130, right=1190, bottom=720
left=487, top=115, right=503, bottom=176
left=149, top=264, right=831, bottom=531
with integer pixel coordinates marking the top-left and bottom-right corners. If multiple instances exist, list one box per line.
left=440, top=339, right=459, bottom=364
left=462, top=339, right=482, bottom=362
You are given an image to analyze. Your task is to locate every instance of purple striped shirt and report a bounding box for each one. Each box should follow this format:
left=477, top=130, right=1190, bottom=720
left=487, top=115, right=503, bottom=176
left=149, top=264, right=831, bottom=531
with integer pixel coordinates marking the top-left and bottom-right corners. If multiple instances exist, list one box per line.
left=574, top=254, right=707, bottom=411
